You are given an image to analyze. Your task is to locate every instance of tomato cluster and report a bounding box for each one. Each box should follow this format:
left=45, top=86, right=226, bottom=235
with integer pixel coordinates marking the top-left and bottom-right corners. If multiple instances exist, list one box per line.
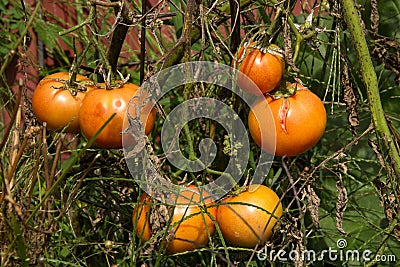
left=32, top=72, right=156, bottom=148
left=132, top=184, right=282, bottom=252
left=233, top=43, right=326, bottom=157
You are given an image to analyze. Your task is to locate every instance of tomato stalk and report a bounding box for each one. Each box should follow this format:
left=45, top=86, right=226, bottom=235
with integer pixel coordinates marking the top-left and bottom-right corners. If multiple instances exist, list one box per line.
left=265, top=7, right=283, bottom=40
left=67, top=41, right=92, bottom=94
left=180, top=0, right=197, bottom=163
left=59, top=4, right=97, bottom=36
left=339, top=0, right=400, bottom=178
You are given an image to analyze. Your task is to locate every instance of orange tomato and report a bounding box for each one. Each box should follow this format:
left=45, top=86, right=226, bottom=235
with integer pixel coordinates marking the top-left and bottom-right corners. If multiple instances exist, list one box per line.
left=32, top=72, right=91, bottom=133
left=233, top=42, right=285, bottom=95
left=217, top=184, right=283, bottom=248
left=132, top=185, right=217, bottom=253
left=78, top=82, right=156, bottom=148
left=248, top=83, right=326, bottom=156
left=132, top=193, right=152, bottom=242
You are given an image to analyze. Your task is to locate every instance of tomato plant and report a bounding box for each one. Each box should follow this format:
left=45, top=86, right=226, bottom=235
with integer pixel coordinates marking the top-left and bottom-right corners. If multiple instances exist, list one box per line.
left=78, top=82, right=156, bottom=149
left=233, top=42, right=285, bottom=96
left=248, top=82, right=327, bottom=156
left=31, top=72, right=91, bottom=133
left=217, top=184, right=283, bottom=248
left=132, top=185, right=217, bottom=253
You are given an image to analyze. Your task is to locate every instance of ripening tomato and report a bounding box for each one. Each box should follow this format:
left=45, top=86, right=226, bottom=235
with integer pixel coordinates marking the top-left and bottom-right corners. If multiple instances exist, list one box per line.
left=248, top=82, right=327, bottom=156
left=216, top=184, right=283, bottom=248
left=132, top=193, right=152, bottom=242
left=233, top=42, right=285, bottom=95
left=132, top=185, right=217, bottom=253
left=32, top=72, right=91, bottom=133
left=78, top=82, right=156, bottom=148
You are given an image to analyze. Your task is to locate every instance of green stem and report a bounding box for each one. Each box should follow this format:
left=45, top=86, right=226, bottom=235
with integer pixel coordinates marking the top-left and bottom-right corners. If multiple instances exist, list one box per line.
left=265, top=6, right=282, bottom=38
left=91, top=31, right=113, bottom=81
left=287, top=16, right=302, bottom=64
left=205, top=168, right=236, bottom=187
left=340, top=0, right=400, bottom=178
left=161, top=0, right=253, bottom=70
left=180, top=0, right=197, bottom=162
left=58, top=4, right=96, bottom=36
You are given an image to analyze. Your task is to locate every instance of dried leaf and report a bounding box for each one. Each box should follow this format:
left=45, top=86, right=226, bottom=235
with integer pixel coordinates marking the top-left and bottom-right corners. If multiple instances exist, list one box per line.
left=342, top=60, right=359, bottom=135
left=373, top=178, right=400, bottom=241
left=368, top=138, right=386, bottom=169
left=371, top=35, right=400, bottom=83
left=370, top=0, right=379, bottom=33
left=336, top=174, right=347, bottom=235
left=305, top=185, right=320, bottom=229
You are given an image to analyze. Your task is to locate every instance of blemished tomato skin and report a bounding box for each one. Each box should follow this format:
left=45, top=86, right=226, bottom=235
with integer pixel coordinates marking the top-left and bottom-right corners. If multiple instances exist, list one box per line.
left=132, top=186, right=217, bottom=253
left=32, top=72, right=91, bottom=133
left=233, top=42, right=285, bottom=96
left=248, top=83, right=327, bottom=156
left=78, top=82, right=156, bottom=148
left=132, top=193, right=152, bottom=242
left=216, top=184, right=283, bottom=248
left=166, top=186, right=217, bottom=253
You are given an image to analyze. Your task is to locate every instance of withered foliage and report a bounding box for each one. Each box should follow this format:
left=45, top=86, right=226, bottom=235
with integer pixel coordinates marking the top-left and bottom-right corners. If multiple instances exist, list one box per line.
left=341, top=60, right=359, bottom=136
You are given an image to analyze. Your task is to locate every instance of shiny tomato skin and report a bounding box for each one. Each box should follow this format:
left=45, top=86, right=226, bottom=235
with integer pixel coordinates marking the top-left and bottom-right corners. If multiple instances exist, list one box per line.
left=233, top=43, right=285, bottom=95
left=248, top=83, right=327, bottom=156
left=78, top=82, right=156, bottom=149
left=216, top=184, right=283, bottom=248
left=32, top=72, right=91, bottom=133
left=132, top=185, right=217, bottom=253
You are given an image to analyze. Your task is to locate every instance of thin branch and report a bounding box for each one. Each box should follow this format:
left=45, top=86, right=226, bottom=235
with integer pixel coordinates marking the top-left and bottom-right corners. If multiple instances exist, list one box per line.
left=140, top=0, right=147, bottom=84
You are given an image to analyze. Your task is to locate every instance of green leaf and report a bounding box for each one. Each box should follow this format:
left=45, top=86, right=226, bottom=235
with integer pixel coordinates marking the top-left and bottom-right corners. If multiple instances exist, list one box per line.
left=170, top=0, right=184, bottom=39
left=378, top=0, right=400, bottom=40
left=0, top=34, right=13, bottom=56
left=33, top=20, right=63, bottom=51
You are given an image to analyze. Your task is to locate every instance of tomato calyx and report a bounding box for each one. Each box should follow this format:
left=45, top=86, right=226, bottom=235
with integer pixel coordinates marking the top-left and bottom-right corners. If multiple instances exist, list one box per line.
left=237, top=41, right=284, bottom=64
left=44, top=76, right=91, bottom=96
left=227, top=185, right=249, bottom=197
left=102, top=70, right=131, bottom=90
left=267, top=82, right=297, bottom=99
left=264, top=44, right=284, bottom=59
left=244, top=42, right=284, bottom=59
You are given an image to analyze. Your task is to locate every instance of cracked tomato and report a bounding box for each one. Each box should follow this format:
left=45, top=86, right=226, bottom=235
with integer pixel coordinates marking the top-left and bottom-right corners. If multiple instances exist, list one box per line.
left=248, top=82, right=326, bottom=156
